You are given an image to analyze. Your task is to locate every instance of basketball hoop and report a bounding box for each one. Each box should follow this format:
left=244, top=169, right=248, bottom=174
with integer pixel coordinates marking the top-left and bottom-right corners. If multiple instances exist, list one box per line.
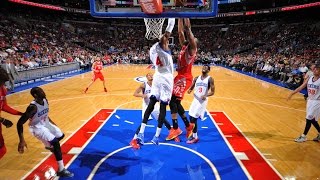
left=144, top=18, right=165, bottom=40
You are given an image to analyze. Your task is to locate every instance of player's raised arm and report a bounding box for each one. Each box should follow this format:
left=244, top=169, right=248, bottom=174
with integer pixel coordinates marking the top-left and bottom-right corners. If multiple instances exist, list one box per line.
left=178, top=19, right=186, bottom=47
left=160, top=18, right=175, bottom=44
left=187, top=76, right=198, bottom=94
left=183, top=18, right=197, bottom=56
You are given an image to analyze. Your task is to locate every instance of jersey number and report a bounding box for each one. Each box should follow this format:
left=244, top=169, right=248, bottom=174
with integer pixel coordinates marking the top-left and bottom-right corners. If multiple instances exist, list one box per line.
left=156, top=57, right=163, bottom=67
left=198, top=87, right=203, bottom=93
left=308, top=89, right=316, bottom=95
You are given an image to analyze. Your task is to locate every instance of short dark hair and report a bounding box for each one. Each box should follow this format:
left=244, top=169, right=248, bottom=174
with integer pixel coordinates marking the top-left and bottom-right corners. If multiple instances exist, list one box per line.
left=204, top=65, right=210, bottom=71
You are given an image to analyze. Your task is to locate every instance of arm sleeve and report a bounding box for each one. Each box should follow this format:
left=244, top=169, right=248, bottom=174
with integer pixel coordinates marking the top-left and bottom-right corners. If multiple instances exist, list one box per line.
left=165, top=18, right=175, bottom=33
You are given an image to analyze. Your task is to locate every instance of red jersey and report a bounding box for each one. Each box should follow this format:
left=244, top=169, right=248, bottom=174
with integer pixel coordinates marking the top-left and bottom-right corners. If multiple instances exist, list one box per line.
left=177, top=45, right=197, bottom=78
left=93, top=61, right=103, bottom=73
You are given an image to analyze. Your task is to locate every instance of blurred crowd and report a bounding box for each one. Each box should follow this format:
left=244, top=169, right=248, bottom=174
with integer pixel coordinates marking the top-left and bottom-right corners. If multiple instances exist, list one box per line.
left=0, top=7, right=319, bottom=90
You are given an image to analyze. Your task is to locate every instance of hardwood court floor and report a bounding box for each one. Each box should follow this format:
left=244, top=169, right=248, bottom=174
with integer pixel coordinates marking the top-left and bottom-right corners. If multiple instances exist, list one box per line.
left=0, top=64, right=319, bottom=179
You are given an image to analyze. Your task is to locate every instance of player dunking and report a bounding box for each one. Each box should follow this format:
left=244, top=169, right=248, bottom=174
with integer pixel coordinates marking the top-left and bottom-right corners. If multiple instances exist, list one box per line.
left=288, top=61, right=320, bottom=142
left=17, top=87, right=74, bottom=177
left=187, top=65, right=215, bottom=144
left=167, top=18, right=198, bottom=141
left=84, top=57, right=107, bottom=93
left=136, top=18, right=175, bottom=146
left=130, top=73, right=172, bottom=149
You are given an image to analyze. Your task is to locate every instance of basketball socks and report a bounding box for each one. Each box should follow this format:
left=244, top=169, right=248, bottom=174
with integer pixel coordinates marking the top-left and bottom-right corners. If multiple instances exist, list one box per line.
left=310, top=119, right=320, bottom=133
left=155, top=127, right=161, bottom=137
left=133, top=134, right=138, bottom=139
left=172, top=119, right=178, bottom=129
left=193, top=133, right=198, bottom=139
left=57, top=160, right=64, bottom=172
left=182, top=117, right=190, bottom=127
left=139, top=123, right=146, bottom=134
left=303, top=119, right=312, bottom=135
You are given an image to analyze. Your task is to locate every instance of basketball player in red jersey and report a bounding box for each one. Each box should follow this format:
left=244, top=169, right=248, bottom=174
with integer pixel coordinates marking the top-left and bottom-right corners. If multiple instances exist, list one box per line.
left=84, top=57, right=107, bottom=93
left=0, top=67, right=23, bottom=158
left=167, top=18, right=198, bottom=141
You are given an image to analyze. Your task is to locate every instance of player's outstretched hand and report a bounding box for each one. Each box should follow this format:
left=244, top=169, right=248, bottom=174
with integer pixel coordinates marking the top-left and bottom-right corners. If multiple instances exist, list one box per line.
left=18, top=140, right=27, bottom=154
left=287, top=93, right=293, bottom=101
left=1, top=118, right=13, bottom=128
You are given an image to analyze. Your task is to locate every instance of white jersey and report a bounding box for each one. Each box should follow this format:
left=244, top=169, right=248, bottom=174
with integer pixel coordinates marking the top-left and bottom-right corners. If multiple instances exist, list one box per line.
left=149, top=42, right=174, bottom=103
left=307, top=76, right=320, bottom=100
left=150, top=42, right=174, bottom=75
left=29, top=99, right=49, bottom=127
left=193, top=75, right=211, bottom=101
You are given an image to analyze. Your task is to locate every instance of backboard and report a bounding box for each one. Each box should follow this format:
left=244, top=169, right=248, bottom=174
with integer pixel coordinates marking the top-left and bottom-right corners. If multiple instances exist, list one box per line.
left=89, top=0, right=218, bottom=18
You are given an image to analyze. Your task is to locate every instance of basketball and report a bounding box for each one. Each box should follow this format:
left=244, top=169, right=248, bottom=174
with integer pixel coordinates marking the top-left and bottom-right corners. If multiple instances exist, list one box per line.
left=175, top=0, right=186, bottom=6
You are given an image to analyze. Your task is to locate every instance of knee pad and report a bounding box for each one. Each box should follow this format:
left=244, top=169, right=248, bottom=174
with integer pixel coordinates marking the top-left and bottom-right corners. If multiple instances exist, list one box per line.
left=49, top=138, right=59, bottom=146
left=160, top=100, right=169, bottom=105
left=149, top=95, right=157, bottom=101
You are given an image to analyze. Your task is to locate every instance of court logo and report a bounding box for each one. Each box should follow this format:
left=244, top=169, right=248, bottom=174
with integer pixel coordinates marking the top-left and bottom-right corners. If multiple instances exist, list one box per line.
left=134, top=76, right=147, bottom=83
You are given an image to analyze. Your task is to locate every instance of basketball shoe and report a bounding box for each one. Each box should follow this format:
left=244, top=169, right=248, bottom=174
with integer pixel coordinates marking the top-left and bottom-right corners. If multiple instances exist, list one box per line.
left=84, top=88, right=88, bottom=93
left=151, top=136, right=159, bottom=145
left=166, top=128, right=183, bottom=140
left=186, top=123, right=195, bottom=138
left=313, top=134, right=320, bottom=142
left=130, top=139, right=140, bottom=149
left=137, top=133, right=144, bottom=145
left=104, top=88, right=107, bottom=92
left=57, top=169, right=74, bottom=177
left=187, top=137, right=199, bottom=144
left=294, top=135, right=307, bottom=143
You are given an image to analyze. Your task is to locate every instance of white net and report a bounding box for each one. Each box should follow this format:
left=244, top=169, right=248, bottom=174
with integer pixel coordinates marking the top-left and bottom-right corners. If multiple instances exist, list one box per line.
left=144, top=18, right=165, bottom=40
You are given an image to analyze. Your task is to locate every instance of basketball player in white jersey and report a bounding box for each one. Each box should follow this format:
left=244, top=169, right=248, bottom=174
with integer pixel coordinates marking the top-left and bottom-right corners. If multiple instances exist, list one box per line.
left=288, top=61, right=320, bottom=142
left=136, top=18, right=175, bottom=146
left=17, top=87, right=74, bottom=177
left=130, top=73, right=172, bottom=149
left=187, top=65, right=215, bottom=144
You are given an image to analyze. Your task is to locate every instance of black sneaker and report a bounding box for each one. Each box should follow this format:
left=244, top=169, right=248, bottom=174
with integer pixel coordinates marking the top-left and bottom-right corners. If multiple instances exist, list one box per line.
left=57, top=169, right=74, bottom=177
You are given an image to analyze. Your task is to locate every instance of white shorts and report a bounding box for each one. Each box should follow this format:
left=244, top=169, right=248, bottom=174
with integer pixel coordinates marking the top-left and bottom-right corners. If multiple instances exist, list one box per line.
left=142, top=102, right=160, bottom=120
left=189, top=98, right=208, bottom=119
left=29, top=121, right=63, bottom=147
left=151, top=73, right=173, bottom=104
left=306, top=100, right=320, bottom=121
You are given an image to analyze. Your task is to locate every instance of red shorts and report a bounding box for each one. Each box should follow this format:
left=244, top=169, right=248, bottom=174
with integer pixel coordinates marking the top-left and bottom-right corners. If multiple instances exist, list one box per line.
left=92, top=72, right=104, bottom=81
left=173, top=75, right=192, bottom=100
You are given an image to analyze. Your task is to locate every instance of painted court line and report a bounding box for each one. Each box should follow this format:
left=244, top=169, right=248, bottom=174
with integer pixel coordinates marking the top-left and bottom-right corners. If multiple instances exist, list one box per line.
left=124, top=120, right=134, bottom=124
left=212, top=111, right=283, bottom=179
